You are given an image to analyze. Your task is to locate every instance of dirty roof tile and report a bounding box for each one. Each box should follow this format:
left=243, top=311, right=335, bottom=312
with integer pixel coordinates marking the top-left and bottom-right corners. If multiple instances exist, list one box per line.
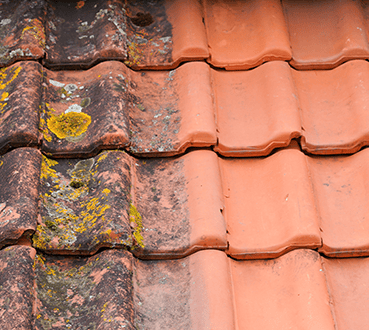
left=283, top=0, right=369, bottom=69
left=0, top=61, right=42, bottom=154
left=34, top=249, right=135, bottom=329
left=220, top=147, right=322, bottom=259
left=309, top=148, right=369, bottom=257
left=0, top=245, right=36, bottom=330
left=125, top=0, right=208, bottom=69
left=44, top=0, right=126, bottom=69
left=203, top=0, right=292, bottom=70
left=41, top=61, right=130, bottom=158
left=230, top=249, right=335, bottom=329
left=35, top=149, right=226, bottom=257
left=0, top=148, right=41, bottom=247
left=132, top=150, right=226, bottom=259
left=34, top=150, right=133, bottom=254
left=0, top=1, right=45, bottom=67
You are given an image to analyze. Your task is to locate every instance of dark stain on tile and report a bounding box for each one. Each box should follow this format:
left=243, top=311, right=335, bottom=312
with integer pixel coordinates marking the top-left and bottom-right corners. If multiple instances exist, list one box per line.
left=0, top=245, right=36, bottom=330
left=34, top=249, right=135, bottom=329
left=126, top=0, right=173, bottom=69
left=0, top=0, right=45, bottom=67
left=44, top=0, right=126, bottom=69
left=33, top=150, right=134, bottom=254
left=0, top=148, right=41, bottom=247
left=0, top=61, right=42, bottom=154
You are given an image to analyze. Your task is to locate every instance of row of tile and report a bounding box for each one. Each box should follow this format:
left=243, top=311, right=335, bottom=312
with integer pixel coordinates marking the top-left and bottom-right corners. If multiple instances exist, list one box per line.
left=3, top=146, right=369, bottom=259
left=1, top=246, right=367, bottom=330
left=2, top=0, right=369, bottom=70
left=3, top=59, right=369, bottom=157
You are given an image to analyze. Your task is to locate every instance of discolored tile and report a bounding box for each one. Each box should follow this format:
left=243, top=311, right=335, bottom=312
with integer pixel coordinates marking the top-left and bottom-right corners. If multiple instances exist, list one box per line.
left=220, top=147, right=321, bottom=259
left=0, top=245, right=36, bottom=330
left=44, top=0, right=126, bottom=69
left=0, top=0, right=45, bottom=67
left=34, top=249, right=135, bottom=329
left=132, top=150, right=226, bottom=259
left=41, top=61, right=130, bottom=158
left=33, top=150, right=133, bottom=254
left=0, top=61, right=42, bottom=154
left=203, top=0, right=291, bottom=70
left=0, top=148, right=41, bottom=247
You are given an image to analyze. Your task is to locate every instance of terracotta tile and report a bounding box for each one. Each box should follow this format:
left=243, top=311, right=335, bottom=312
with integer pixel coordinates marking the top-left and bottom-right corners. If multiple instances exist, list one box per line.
left=220, top=148, right=321, bottom=259
left=213, top=61, right=301, bottom=157
left=230, top=249, right=335, bottom=329
left=0, top=245, right=36, bottom=330
left=125, top=0, right=208, bottom=69
left=308, top=148, right=369, bottom=257
left=0, top=1, right=45, bottom=67
left=134, top=250, right=235, bottom=330
left=33, top=150, right=133, bottom=254
left=132, top=150, right=226, bottom=259
left=322, top=256, right=369, bottom=330
left=0, top=61, right=42, bottom=154
left=294, top=60, right=369, bottom=155
left=203, top=0, right=291, bottom=70
left=128, top=61, right=216, bottom=156
left=0, top=148, right=41, bottom=247
left=283, top=0, right=369, bottom=69
left=41, top=61, right=130, bottom=158
left=44, top=0, right=126, bottom=69
left=34, top=249, right=135, bottom=329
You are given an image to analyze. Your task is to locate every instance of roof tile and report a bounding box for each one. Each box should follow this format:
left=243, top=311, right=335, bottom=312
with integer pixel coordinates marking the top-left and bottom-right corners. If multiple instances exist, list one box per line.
left=0, top=148, right=41, bottom=247
left=0, top=61, right=42, bottom=153
left=0, top=245, right=36, bottom=330
left=0, top=1, right=45, bottom=67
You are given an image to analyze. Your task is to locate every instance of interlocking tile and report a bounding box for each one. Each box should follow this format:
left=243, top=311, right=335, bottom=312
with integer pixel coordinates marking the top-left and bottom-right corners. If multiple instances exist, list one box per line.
left=41, top=61, right=215, bottom=157
left=0, top=1, right=45, bottom=67
left=0, top=245, right=36, bottom=330
left=34, top=249, right=234, bottom=330
left=203, top=0, right=291, bottom=70
left=283, top=0, right=369, bottom=69
left=41, top=61, right=130, bottom=157
left=34, top=150, right=226, bottom=257
left=44, top=0, right=126, bottom=69
left=230, top=249, right=335, bottom=329
left=220, top=147, right=322, bottom=259
left=214, top=60, right=369, bottom=156
left=0, top=61, right=42, bottom=154
left=33, top=150, right=132, bottom=254
left=0, top=148, right=41, bottom=247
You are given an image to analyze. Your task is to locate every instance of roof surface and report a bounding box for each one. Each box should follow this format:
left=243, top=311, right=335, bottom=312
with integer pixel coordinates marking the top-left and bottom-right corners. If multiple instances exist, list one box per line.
left=0, top=0, right=369, bottom=329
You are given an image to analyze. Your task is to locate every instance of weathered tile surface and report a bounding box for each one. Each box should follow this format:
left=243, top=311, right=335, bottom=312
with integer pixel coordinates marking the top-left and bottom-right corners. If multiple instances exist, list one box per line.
left=0, top=245, right=36, bottom=330
left=34, top=249, right=135, bottom=329
left=0, top=61, right=42, bottom=154
left=0, top=0, right=45, bottom=67
left=33, top=150, right=133, bottom=254
left=0, top=148, right=41, bottom=247
left=44, top=0, right=126, bottom=69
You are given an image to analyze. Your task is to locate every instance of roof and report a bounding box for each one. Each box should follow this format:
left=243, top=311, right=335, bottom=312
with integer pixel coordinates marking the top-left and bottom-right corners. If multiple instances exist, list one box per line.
left=0, top=0, right=369, bottom=329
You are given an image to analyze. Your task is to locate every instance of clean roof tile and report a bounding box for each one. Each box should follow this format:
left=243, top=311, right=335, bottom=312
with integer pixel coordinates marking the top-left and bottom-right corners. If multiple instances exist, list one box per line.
left=0, top=61, right=42, bottom=154
left=220, top=147, right=322, bottom=259
left=203, top=0, right=291, bottom=70
left=0, top=245, right=36, bottom=330
left=0, top=148, right=41, bottom=247
left=34, top=150, right=132, bottom=254
left=283, top=0, right=369, bottom=69
left=0, top=1, right=45, bottom=67
left=44, top=0, right=126, bottom=69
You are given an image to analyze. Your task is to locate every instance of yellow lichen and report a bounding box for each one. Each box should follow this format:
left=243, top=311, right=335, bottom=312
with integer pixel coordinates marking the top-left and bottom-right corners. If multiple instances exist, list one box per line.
left=40, top=156, right=59, bottom=181
left=47, top=112, right=91, bottom=139
left=129, top=203, right=144, bottom=248
left=0, top=66, right=21, bottom=114
left=21, top=18, right=45, bottom=48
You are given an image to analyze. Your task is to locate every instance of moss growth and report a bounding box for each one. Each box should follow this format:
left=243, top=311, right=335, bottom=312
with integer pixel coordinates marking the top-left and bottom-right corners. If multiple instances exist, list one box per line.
left=129, top=203, right=144, bottom=248
left=47, top=111, right=91, bottom=139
